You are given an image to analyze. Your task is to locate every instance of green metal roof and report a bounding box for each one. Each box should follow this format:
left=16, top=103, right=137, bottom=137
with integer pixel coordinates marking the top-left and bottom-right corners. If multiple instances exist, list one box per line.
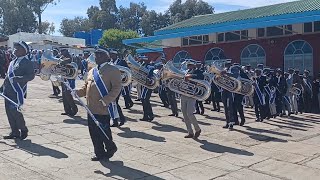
left=158, top=0, right=320, bottom=32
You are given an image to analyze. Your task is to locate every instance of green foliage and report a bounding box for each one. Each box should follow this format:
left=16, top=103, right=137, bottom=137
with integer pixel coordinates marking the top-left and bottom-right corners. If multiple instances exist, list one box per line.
left=0, top=0, right=37, bottom=35
left=59, top=17, right=91, bottom=37
left=99, top=29, right=139, bottom=53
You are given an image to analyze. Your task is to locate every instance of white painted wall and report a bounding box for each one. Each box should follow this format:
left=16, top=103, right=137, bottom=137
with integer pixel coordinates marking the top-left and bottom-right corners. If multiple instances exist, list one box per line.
left=162, top=38, right=181, bottom=47
left=7, top=32, right=85, bottom=49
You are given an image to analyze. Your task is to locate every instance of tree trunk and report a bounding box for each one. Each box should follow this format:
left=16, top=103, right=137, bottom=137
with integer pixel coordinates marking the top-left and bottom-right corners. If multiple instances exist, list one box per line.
left=38, top=13, right=42, bottom=34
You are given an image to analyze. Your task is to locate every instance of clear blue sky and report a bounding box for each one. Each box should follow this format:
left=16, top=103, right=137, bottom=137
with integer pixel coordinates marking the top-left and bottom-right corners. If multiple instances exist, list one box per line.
left=42, top=0, right=296, bottom=36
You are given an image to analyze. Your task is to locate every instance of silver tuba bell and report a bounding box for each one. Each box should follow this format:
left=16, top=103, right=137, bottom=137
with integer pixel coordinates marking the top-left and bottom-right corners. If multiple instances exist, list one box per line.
left=86, top=54, right=132, bottom=87
left=289, top=86, right=302, bottom=96
left=40, top=50, right=78, bottom=80
left=161, top=61, right=211, bottom=101
left=207, top=62, right=242, bottom=93
left=126, top=54, right=159, bottom=89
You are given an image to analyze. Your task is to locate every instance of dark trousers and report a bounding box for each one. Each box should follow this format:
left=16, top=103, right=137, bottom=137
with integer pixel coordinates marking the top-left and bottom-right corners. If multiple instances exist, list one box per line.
left=114, top=95, right=125, bottom=124
left=303, top=93, right=312, bottom=113
left=0, top=64, right=5, bottom=78
left=159, top=89, right=169, bottom=107
left=167, top=89, right=178, bottom=115
left=212, top=91, right=221, bottom=111
left=195, top=100, right=204, bottom=113
left=233, top=95, right=245, bottom=124
left=222, top=91, right=235, bottom=125
left=61, top=83, right=78, bottom=116
left=88, top=114, right=117, bottom=158
left=52, top=83, right=60, bottom=95
left=275, top=92, right=284, bottom=114
left=253, top=95, right=266, bottom=119
left=142, top=89, right=153, bottom=119
left=5, top=100, right=28, bottom=136
left=122, top=86, right=133, bottom=108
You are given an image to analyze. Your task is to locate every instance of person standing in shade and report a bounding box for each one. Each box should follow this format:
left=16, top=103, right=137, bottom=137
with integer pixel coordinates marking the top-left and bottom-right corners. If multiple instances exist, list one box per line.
left=0, top=41, right=35, bottom=140
left=75, top=46, right=121, bottom=161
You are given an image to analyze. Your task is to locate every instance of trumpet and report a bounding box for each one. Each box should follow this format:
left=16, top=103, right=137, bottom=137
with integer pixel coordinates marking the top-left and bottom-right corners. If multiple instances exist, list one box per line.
left=161, top=61, right=211, bottom=101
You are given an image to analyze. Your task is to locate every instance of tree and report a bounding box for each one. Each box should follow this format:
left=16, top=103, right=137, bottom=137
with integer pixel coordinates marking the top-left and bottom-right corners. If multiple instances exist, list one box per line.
left=41, top=21, right=55, bottom=34
left=141, top=11, right=170, bottom=36
left=167, top=0, right=213, bottom=24
left=118, top=2, right=147, bottom=32
left=0, top=0, right=37, bottom=35
left=27, top=0, right=58, bottom=34
left=86, top=0, right=118, bottom=30
left=59, top=17, right=91, bottom=37
left=99, top=29, right=139, bottom=53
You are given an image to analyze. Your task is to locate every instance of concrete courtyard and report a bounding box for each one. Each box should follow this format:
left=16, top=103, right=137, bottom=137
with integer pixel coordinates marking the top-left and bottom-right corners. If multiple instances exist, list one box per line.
left=0, top=77, right=320, bottom=180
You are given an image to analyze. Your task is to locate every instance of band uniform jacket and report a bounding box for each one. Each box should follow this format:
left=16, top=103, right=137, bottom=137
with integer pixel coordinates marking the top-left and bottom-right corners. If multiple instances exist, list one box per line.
left=76, top=63, right=122, bottom=115
left=1, top=56, right=35, bottom=100
left=255, top=75, right=267, bottom=94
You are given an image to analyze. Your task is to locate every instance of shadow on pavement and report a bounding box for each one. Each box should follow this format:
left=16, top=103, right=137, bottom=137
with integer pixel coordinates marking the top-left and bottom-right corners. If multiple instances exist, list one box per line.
left=195, top=139, right=254, bottom=156
left=63, top=116, right=88, bottom=126
left=0, top=140, right=68, bottom=159
left=117, top=127, right=166, bottom=143
left=95, top=160, right=164, bottom=180
left=151, top=121, right=188, bottom=133
left=233, top=129, right=288, bottom=143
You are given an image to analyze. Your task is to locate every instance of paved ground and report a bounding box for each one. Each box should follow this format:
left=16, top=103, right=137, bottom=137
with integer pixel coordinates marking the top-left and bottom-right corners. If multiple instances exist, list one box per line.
left=0, top=77, right=320, bottom=180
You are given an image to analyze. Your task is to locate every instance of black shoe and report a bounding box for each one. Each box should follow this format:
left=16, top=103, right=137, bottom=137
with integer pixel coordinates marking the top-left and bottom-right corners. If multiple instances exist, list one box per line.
left=135, top=99, right=141, bottom=101
left=168, top=114, right=175, bottom=116
left=106, top=147, right=117, bottom=159
left=200, top=111, right=204, bottom=115
left=229, top=124, right=234, bottom=130
left=61, top=112, right=68, bottom=115
left=223, top=125, right=229, bottom=129
left=255, top=118, right=260, bottom=122
left=20, top=130, right=28, bottom=140
left=175, top=113, right=179, bottom=117
left=3, top=133, right=19, bottom=140
left=240, top=121, right=245, bottom=126
left=111, top=123, right=119, bottom=127
left=91, top=156, right=101, bottom=161
left=194, top=130, right=201, bottom=139
left=119, top=122, right=125, bottom=127
left=211, top=109, right=217, bottom=111
left=193, top=111, right=200, bottom=114
left=140, top=118, right=149, bottom=121
left=148, top=116, right=154, bottom=122
left=184, top=134, right=194, bottom=138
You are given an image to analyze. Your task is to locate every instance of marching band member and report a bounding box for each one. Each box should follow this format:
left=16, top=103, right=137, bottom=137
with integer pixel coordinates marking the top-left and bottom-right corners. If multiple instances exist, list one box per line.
left=283, top=72, right=292, bottom=116
left=211, top=78, right=221, bottom=112
left=195, top=62, right=205, bottom=115
left=81, top=51, right=90, bottom=78
left=275, top=68, right=287, bottom=117
left=288, top=68, right=298, bottom=114
left=234, top=66, right=249, bottom=126
left=0, top=41, right=35, bottom=140
left=49, top=48, right=61, bottom=97
left=109, top=49, right=126, bottom=126
left=157, top=63, right=170, bottom=108
left=293, top=69, right=304, bottom=114
left=59, top=48, right=78, bottom=117
left=140, top=56, right=155, bottom=122
left=302, top=70, right=312, bottom=113
left=182, top=60, right=202, bottom=138
left=75, top=46, right=121, bottom=161
left=243, top=65, right=254, bottom=108
left=253, top=68, right=267, bottom=122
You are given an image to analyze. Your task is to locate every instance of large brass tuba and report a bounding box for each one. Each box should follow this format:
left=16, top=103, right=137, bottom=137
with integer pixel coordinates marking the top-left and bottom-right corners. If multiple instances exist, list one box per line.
left=86, top=54, right=132, bottom=87
left=161, top=61, right=211, bottom=101
left=289, top=86, right=302, bottom=96
left=126, top=54, right=159, bottom=89
left=40, top=50, right=78, bottom=80
left=207, top=62, right=242, bottom=93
